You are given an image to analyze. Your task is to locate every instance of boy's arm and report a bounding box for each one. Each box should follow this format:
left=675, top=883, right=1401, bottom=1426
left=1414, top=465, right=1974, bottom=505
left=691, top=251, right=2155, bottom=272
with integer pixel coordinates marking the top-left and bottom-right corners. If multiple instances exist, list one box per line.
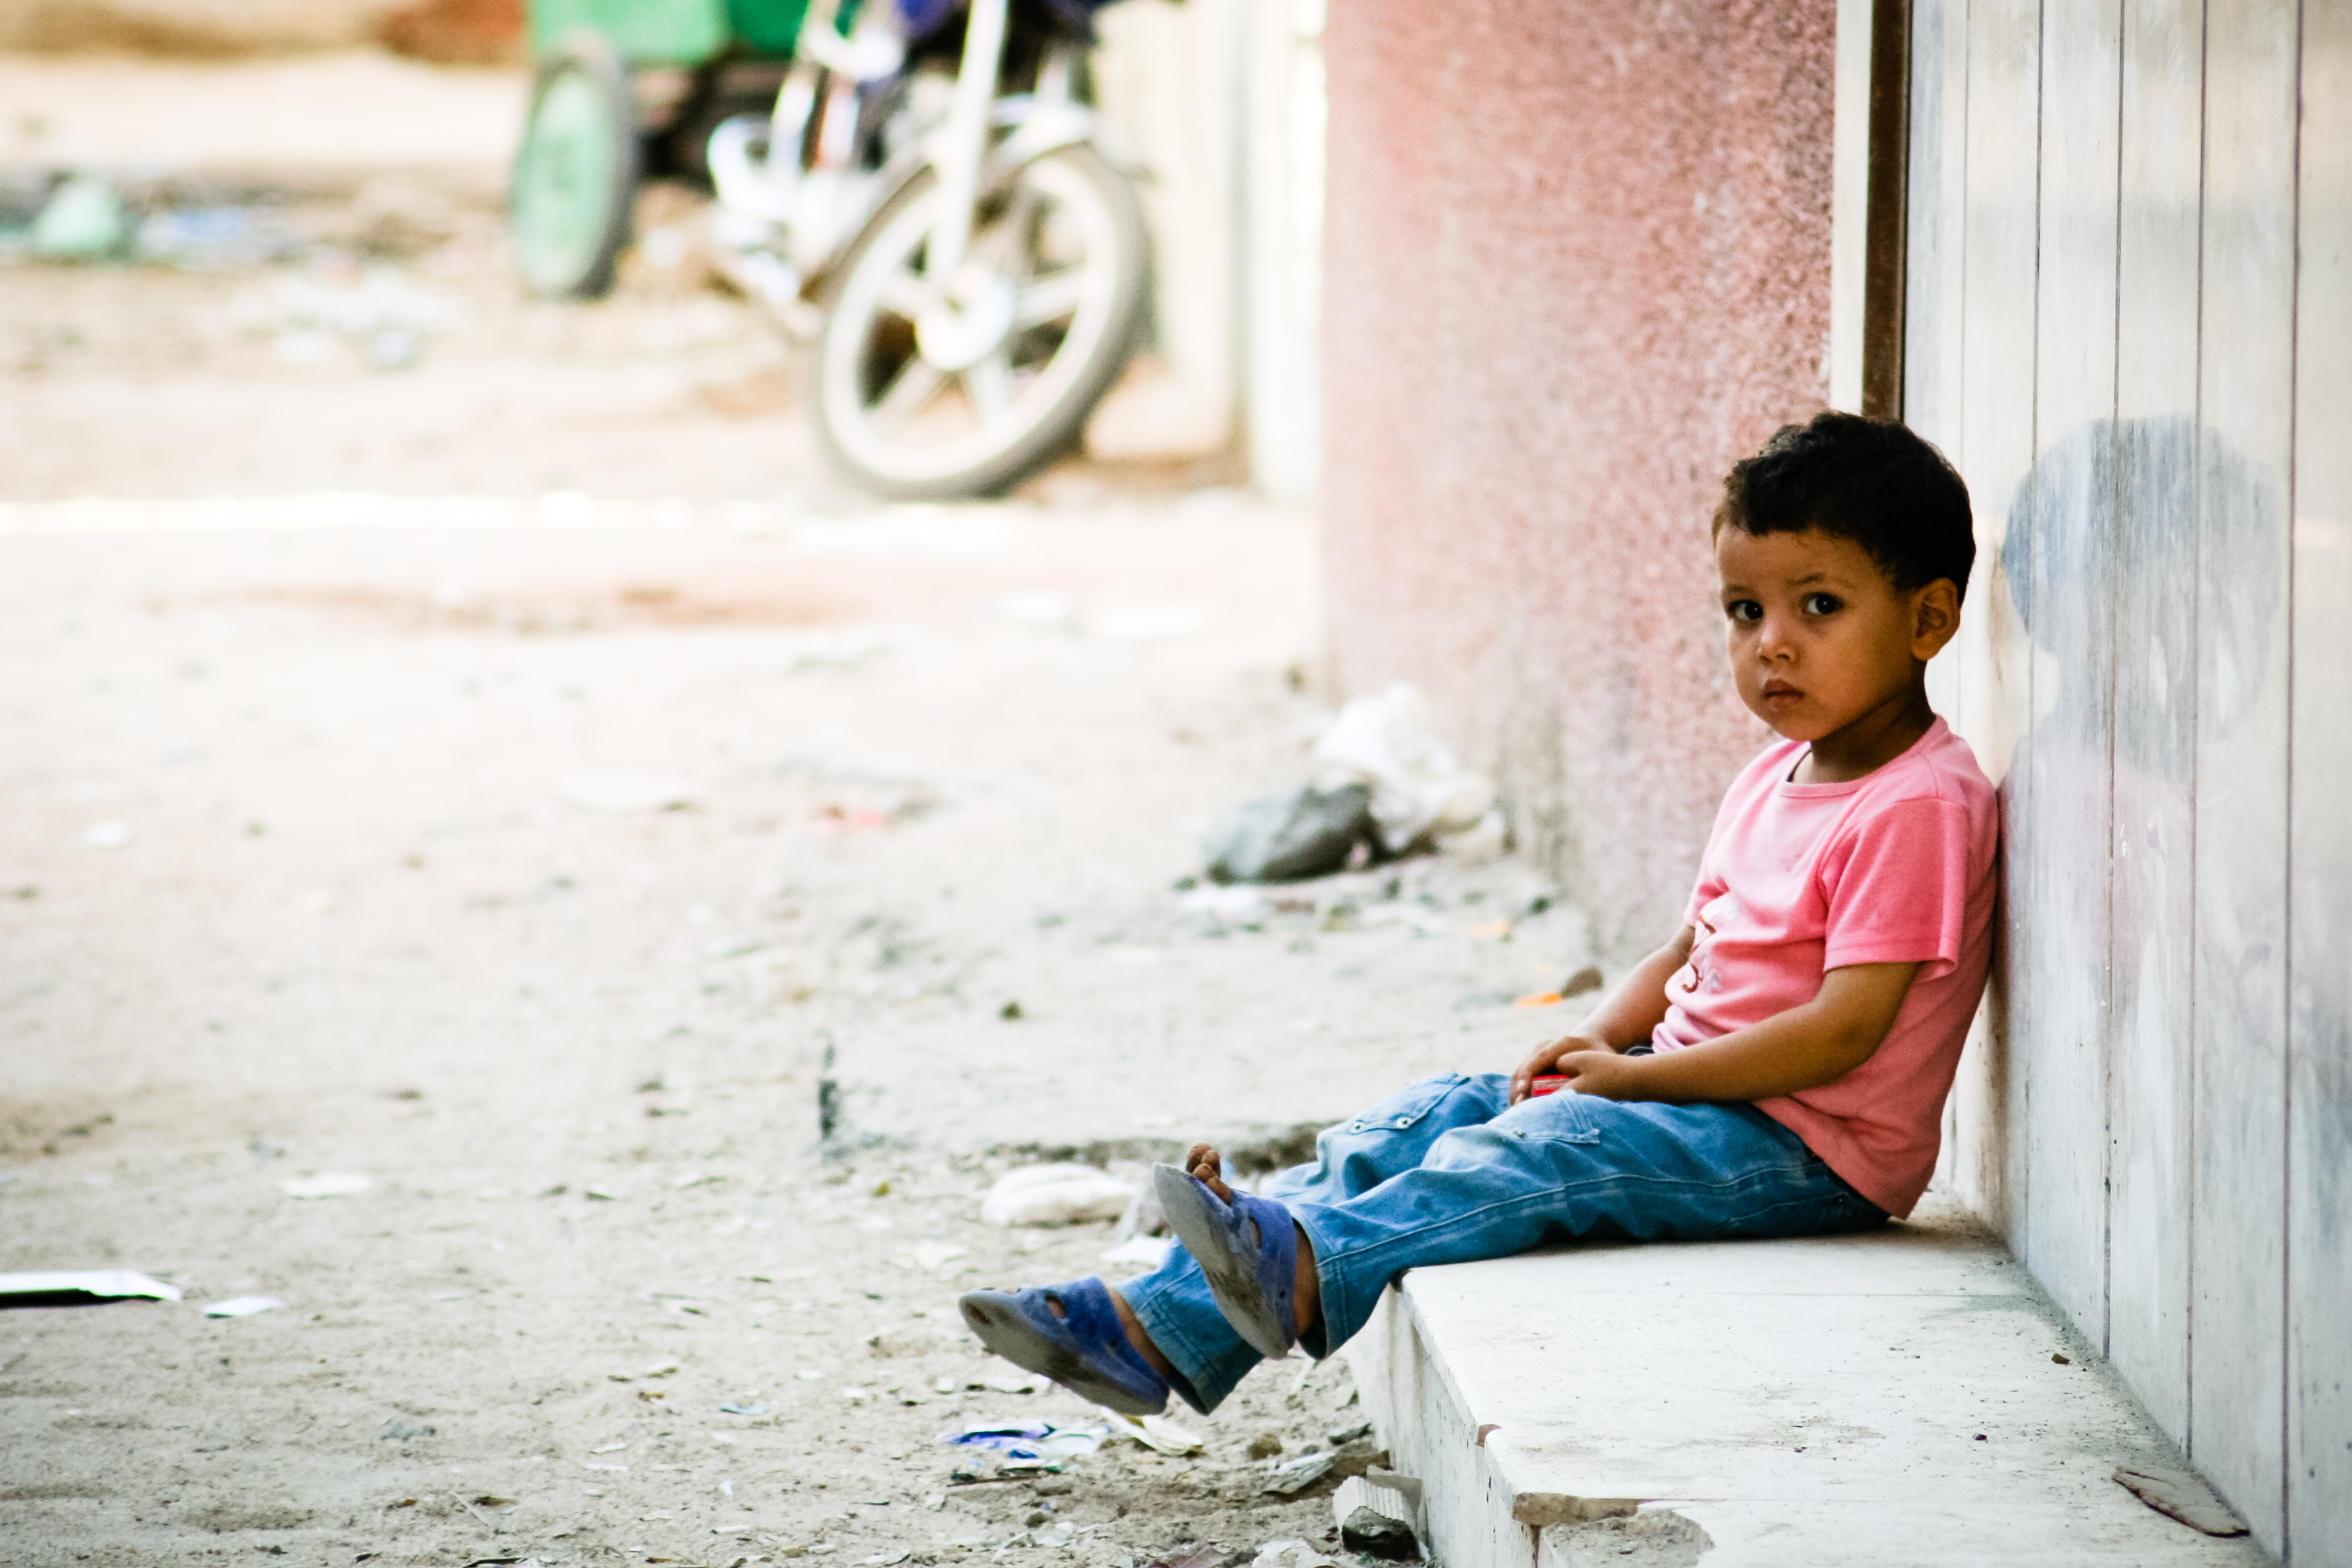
left=1549, top=960, right=1922, bottom=1104
left=1507, top=927, right=1694, bottom=1103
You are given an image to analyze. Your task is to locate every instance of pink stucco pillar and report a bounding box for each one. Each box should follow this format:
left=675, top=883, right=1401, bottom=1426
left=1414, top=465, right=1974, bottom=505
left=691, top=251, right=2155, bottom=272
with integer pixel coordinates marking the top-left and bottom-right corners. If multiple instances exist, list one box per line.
left=1322, top=0, right=1837, bottom=956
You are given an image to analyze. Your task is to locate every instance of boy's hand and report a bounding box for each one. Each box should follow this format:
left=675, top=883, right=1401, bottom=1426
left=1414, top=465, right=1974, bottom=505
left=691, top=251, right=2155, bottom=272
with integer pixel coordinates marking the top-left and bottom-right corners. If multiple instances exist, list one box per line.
left=1508, top=1036, right=1609, bottom=1103
left=1546, top=1048, right=1649, bottom=1101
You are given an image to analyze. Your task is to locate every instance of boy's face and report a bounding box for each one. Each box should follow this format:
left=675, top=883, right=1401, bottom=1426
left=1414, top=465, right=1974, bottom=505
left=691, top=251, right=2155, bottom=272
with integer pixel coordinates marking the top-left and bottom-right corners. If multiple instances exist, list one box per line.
left=1713, top=526, right=1958, bottom=744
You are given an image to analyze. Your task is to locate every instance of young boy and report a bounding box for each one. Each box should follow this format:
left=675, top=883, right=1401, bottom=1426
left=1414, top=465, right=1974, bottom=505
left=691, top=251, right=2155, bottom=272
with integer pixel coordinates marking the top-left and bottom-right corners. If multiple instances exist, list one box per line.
left=959, top=412, right=1998, bottom=1417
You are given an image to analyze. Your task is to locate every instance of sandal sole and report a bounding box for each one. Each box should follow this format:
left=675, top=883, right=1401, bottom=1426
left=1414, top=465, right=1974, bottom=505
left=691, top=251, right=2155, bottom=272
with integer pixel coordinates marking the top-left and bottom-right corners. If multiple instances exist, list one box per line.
left=956, top=1292, right=1168, bottom=1416
left=1152, top=1164, right=1294, bottom=1360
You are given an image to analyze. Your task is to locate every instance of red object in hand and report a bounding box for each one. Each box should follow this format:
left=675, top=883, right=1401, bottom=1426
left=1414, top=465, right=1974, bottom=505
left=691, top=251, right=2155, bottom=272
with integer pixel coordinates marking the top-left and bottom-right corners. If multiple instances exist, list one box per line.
left=1529, top=1075, right=1568, bottom=1096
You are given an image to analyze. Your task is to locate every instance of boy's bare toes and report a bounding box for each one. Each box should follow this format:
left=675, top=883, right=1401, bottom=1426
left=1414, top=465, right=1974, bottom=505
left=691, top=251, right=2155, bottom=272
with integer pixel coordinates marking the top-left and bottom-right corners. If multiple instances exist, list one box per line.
left=1187, top=1145, right=1232, bottom=1202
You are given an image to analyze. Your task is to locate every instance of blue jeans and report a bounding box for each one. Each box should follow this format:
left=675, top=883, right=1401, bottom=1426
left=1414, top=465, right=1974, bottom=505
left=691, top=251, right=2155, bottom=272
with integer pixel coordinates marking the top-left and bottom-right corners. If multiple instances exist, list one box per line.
left=1119, top=1072, right=1885, bottom=1412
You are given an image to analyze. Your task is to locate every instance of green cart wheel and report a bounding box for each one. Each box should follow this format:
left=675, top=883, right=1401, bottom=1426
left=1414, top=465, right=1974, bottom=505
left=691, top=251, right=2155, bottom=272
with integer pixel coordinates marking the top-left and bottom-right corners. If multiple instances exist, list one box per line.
left=511, top=31, right=638, bottom=299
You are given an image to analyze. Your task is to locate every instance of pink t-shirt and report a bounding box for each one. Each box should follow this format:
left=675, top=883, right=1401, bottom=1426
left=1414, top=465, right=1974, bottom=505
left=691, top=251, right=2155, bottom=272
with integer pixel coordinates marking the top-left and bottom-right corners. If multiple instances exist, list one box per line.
left=1651, top=717, right=1999, bottom=1217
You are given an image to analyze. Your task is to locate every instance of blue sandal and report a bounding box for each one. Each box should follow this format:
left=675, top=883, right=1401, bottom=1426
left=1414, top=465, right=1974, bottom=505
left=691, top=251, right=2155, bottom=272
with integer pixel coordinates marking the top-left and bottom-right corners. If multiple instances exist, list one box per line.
left=1152, top=1164, right=1299, bottom=1360
left=957, top=1277, right=1170, bottom=1416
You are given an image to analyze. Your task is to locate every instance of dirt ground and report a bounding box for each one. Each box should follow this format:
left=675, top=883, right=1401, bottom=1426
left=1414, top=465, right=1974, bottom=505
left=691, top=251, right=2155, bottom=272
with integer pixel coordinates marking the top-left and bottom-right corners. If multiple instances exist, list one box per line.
left=0, top=51, right=1603, bottom=1568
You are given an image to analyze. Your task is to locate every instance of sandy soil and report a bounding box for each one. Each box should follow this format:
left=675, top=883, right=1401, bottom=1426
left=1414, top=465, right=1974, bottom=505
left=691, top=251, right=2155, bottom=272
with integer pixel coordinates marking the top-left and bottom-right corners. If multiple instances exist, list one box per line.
left=0, top=77, right=1602, bottom=1568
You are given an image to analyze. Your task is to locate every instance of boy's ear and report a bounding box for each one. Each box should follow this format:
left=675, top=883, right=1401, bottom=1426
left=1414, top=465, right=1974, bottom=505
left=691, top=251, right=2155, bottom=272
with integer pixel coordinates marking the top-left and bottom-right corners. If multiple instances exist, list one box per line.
left=1910, top=578, right=1962, bottom=661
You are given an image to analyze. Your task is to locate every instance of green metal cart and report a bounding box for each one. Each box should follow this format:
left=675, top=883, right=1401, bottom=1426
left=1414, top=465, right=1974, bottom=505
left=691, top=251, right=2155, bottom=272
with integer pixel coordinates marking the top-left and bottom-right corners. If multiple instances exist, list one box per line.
left=511, top=0, right=818, bottom=298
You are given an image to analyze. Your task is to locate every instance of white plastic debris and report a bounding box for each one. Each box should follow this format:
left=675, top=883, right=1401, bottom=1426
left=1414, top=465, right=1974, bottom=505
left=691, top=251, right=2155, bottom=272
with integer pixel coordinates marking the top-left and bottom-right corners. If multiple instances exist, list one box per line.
left=83, top=821, right=132, bottom=849
left=0, top=1270, right=181, bottom=1303
left=202, top=1295, right=283, bottom=1318
left=1098, top=1407, right=1205, bottom=1456
left=1309, top=684, right=1496, bottom=853
left=1251, top=1540, right=1343, bottom=1568
left=979, top=1164, right=1136, bottom=1228
left=278, top=1172, right=372, bottom=1199
left=1261, top=1453, right=1336, bottom=1495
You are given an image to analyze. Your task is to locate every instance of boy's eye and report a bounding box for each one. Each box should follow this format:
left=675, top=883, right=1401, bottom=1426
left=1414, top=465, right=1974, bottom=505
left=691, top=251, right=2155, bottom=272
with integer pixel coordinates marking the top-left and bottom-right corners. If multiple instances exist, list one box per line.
left=1802, top=592, right=1844, bottom=616
left=1724, top=599, right=1762, bottom=623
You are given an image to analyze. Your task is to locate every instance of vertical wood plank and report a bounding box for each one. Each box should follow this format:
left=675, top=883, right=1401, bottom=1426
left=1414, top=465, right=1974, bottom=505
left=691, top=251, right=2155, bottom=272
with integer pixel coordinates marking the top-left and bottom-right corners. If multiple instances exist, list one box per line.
left=2015, top=0, right=2121, bottom=1342
left=2105, top=0, right=2205, bottom=1448
left=1953, top=0, right=2040, bottom=1236
left=1904, top=0, right=1968, bottom=458
left=2190, top=0, right=2296, bottom=1544
left=2288, top=1, right=2352, bottom=1554
left=1905, top=0, right=1986, bottom=1207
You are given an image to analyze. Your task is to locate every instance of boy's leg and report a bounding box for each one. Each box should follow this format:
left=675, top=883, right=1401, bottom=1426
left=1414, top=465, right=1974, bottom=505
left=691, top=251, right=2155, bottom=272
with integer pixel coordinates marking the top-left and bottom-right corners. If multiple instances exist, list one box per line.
left=1116, top=1073, right=1506, bottom=1410
left=1294, top=1090, right=1885, bottom=1355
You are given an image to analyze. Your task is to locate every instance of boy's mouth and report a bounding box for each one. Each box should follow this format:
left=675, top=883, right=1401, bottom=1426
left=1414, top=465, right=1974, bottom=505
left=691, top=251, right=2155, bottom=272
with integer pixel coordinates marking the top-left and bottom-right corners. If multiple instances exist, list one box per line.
left=1761, top=680, right=1803, bottom=707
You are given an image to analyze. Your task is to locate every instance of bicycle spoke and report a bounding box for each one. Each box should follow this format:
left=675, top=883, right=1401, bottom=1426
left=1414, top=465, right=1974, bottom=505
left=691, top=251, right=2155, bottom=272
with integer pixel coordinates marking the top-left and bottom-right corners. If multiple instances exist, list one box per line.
left=963, top=350, right=1015, bottom=422
left=1013, top=270, right=1086, bottom=328
left=870, top=357, right=950, bottom=433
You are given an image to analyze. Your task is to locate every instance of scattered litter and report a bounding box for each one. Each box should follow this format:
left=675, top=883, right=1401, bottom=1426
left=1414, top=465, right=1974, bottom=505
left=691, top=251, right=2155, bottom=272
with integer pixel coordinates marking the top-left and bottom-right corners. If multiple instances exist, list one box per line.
left=720, top=1402, right=768, bottom=1416
left=1034, top=1522, right=1075, bottom=1547
left=1261, top=1452, right=1334, bottom=1495
left=136, top=205, right=305, bottom=270
left=0, top=1270, right=182, bottom=1306
left=983, top=1371, right=1050, bottom=1395
left=797, top=1368, right=827, bottom=1381
left=1332, top=1471, right=1424, bottom=1559
left=380, top=1420, right=436, bottom=1441
left=582, top=1462, right=628, bottom=1472
left=2113, top=1464, right=2249, bottom=1536
left=591, top=1442, right=629, bottom=1454
left=980, top=1164, right=1136, bottom=1228
left=1250, top=1541, right=1342, bottom=1568
left=1326, top=1421, right=1374, bottom=1446
left=233, top=270, right=465, bottom=372
left=1116, top=1182, right=1169, bottom=1243
left=1178, top=885, right=1273, bottom=925
left=924, top=1491, right=947, bottom=1510
left=30, top=175, right=129, bottom=259
left=1099, top=1235, right=1175, bottom=1270
left=941, top=1422, right=1108, bottom=1482
left=641, top=1361, right=680, bottom=1377
left=1201, top=785, right=1372, bottom=886
left=584, top=1185, right=623, bottom=1202
left=863, top=1552, right=912, bottom=1566
left=1309, top=685, right=1497, bottom=855
left=202, top=1295, right=283, bottom=1318
left=1098, top=1408, right=1205, bottom=1456
left=83, top=820, right=132, bottom=850
left=279, top=1172, right=371, bottom=1199
left=556, top=776, right=702, bottom=814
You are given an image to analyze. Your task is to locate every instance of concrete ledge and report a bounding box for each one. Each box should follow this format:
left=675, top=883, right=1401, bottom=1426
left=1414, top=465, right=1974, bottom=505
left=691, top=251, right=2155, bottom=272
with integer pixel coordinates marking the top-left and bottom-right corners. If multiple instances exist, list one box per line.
left=1344, top=1197, right=2272, bottom=1567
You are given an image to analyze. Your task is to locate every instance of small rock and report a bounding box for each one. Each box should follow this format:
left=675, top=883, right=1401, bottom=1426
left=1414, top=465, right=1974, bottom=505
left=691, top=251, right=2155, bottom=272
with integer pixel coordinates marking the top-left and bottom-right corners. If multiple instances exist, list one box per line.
left=1339, top=1506, right=1417, bottom=1561
left=1246, top=1432, right=1285, bottom=1461
left=1202, top=784, right=1372, bottom=884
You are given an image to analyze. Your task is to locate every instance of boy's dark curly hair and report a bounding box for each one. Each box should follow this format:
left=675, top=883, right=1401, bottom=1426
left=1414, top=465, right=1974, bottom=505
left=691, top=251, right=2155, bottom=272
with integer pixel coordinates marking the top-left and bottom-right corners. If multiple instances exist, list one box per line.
left=1715, top=412, right=1977, bottom=603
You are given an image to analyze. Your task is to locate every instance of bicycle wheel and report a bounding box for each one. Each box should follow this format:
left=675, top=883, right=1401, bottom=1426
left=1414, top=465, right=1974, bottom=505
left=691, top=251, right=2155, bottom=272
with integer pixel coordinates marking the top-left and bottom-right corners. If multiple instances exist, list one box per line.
left=511, top=32, right=638, bottom=300
left=812, top=143, right=1150, bottom=499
